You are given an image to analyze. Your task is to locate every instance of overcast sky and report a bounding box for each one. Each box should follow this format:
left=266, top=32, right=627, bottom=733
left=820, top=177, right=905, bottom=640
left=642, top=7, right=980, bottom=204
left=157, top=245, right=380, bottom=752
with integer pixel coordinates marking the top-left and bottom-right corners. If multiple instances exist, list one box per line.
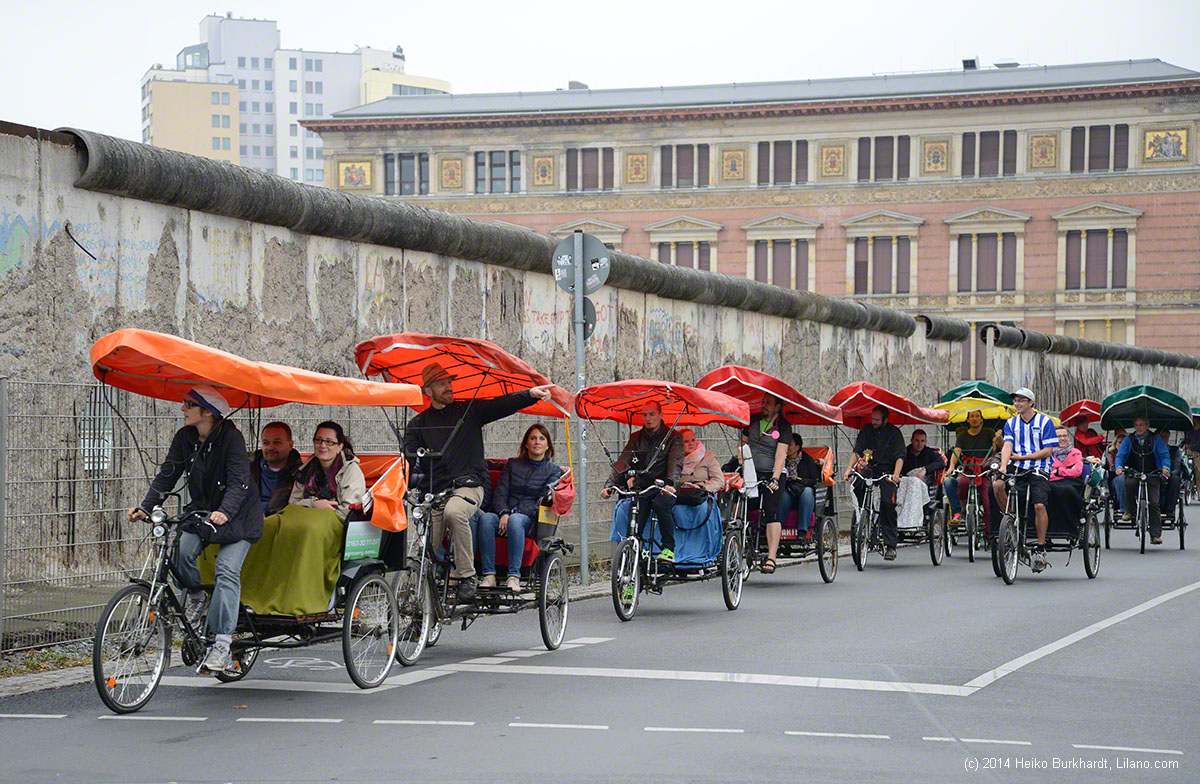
left=5, top=0, right=1199, bottom=141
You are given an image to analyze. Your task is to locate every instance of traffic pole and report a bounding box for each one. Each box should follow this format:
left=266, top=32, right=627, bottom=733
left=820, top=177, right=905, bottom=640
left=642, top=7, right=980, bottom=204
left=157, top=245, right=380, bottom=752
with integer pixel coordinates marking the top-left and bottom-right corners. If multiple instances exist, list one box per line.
left=573, top=230, right=589, bottom=585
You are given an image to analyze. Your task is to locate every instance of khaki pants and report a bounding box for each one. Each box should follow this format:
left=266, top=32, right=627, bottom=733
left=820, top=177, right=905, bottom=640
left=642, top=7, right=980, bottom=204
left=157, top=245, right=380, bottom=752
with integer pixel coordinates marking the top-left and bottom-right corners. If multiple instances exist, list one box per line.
left=430, top=485, right=485, bottom=579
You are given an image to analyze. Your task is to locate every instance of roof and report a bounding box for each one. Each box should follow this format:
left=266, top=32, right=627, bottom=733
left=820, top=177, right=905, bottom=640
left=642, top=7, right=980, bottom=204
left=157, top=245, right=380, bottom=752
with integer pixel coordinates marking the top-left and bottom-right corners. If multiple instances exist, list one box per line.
left=332, top=59, right=1199, bottom=119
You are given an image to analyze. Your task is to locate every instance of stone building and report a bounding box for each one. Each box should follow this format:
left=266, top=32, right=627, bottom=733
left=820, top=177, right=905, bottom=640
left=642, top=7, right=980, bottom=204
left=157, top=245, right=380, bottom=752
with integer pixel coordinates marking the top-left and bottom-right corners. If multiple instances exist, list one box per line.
left=306, top=59, right=1200, bottom=372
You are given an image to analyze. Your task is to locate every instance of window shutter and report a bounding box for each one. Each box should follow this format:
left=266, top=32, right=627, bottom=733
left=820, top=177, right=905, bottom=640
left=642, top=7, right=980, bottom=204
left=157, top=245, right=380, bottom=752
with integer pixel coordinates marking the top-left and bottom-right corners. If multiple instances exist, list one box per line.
left=1085, top=229, right=1107, bottom=288
left=957, top=235, right=972, bottom=292
left=402, top=153, right=417, bottom=195
left=489, top=150, right=506, bottom=193
left=602, top=148, right=614, bottom=189
left=1065, top=230, right=1081, bottom=289
left=1001, top=233, right=1017, bottom=291
left=698, top=241, right=711, bottom=272
left=1003, top=130, right=1017, bottom=176
left=857, top=137, right=871, bottom=181
left=757, top=142, right=770, bottom=185
left=581, top=148, right=599, bottom=190
left=854, top=238, right=868, bottom=294
left=795, top=240, right=808, bottom=290
left=676, top=145, right=694, bottom=188
left=895, top=237, right=910, bottom=293
left=755, top=240, right=769, bottom=282
left=507, top=151, right=518, bottom=193
left=773, top=141, right=792, bottom=184
left=658, top=242, right=671, bottom=263
left=697, top=144, right=709, bottom=188
left=872, top=236, right=892, bottom=294
left=383, top=153, right=395, bottom=195
left=771, top=241, right=790, bottom=287
left=795, top=140, right=808, bottom=183
left=896, top=136, right=910, bottom=180
left=976, top=233, right=998, bottom=291
left=676, top=241, right=694, bottom=269
left=475, top=152, right=487, bottom=194
left=566, top=149, right=578, bottom=191
left=874, top=136, right=893, bottom=180
left=975, top=326, right=988, bottom=380
left=1111, top=229, right=1128, bottom=288
left=1070, top=127, right=1086, bottom=172
left=660, top=145, right=673, bottom=188
left=961, top=133, right=976, bottom=177
left=979, top=131, right=999, bottom=177
left=1114, top=125, right=1129, bottom=170
left=1088, top=126, right=1110, bottom=171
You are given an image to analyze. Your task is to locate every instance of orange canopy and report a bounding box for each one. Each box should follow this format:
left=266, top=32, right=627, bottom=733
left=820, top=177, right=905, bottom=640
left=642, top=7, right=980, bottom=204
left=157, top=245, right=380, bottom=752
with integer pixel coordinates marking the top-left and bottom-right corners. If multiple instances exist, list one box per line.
left=354, top=333, right=572, bottom=419
left=696, top=365, right=842, bottom=426
left=828, top=382, right=949, bottom=428
left=91, top=328, right=422, bottom=409
left=575, top=380, right=751, bottom=428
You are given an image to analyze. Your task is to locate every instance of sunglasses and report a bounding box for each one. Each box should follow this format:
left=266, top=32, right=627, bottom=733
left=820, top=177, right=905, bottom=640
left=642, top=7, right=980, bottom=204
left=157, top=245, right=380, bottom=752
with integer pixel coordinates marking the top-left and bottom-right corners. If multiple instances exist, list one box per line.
left=182, top=399, right=200, bottom=410
left=313, top=437, right=340, bottom=446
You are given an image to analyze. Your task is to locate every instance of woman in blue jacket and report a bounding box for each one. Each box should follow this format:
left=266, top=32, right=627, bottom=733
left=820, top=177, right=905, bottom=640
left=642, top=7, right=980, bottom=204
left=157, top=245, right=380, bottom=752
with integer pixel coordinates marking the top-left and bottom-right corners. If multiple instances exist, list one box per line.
left=473, top=424, right=563, bottom=591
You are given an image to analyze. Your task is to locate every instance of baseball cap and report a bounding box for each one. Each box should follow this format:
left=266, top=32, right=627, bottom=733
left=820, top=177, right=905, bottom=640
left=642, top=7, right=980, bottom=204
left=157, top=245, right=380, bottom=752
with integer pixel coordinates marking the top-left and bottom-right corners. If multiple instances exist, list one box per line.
left=187, top=385, right=231, bottom=418
left=1012, top=387, right=1035, bottom=402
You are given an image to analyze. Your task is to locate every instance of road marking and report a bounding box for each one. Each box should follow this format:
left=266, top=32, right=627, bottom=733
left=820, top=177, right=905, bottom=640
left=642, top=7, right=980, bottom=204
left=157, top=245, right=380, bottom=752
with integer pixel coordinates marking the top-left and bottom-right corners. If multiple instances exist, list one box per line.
left=374, top=719, right=476, bottom=726
left=567, top=637, right=614, bottom=644
left=786, top=731, right=890, bottom=740
left=159, top=667, right=453, bottom=695
left=237, top=717, right=343, bottom=723
left=1073, top=744, right=1183, bottom=755
left=960, top=738, right=1032, bottom=746
left=553, top=643, right=583, bottom=650
left=0, top=713, right=66, bottom=719
left=966, top=578, right=1200, bottom=689
left=98, top=715, right=207, bottom=722
left=509, top=722, right=608, bottom=730
left=461, top=657, right=515, bottom=665
left=496, top=650, right=548, bottom=658
left=440, top=662, right=976, bottom=697
left=923, top=737, right=957, bottom=742
left=646, top=726, right=744, bottom=734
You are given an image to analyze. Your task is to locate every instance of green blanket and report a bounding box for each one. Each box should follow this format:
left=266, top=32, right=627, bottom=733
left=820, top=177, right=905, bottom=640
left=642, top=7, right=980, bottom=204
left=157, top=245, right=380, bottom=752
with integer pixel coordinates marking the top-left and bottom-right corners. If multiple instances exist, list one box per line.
left=199, top=505, right=344, bottom=617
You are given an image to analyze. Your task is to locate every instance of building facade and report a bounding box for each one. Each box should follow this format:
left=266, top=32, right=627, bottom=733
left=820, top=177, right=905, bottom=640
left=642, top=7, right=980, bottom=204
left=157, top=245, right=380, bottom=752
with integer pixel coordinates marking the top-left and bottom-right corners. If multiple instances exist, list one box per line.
left=307, top=60, right=1200, bottom=370
left=140, top=13, right=449, bottom=184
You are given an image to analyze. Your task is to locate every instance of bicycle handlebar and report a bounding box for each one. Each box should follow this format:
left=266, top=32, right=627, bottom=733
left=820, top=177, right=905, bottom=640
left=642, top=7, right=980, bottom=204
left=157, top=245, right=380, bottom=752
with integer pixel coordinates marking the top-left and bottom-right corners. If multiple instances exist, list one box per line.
left=848, top=470, right=892, bottom=485
left=608, top=480, right=667, bottom=499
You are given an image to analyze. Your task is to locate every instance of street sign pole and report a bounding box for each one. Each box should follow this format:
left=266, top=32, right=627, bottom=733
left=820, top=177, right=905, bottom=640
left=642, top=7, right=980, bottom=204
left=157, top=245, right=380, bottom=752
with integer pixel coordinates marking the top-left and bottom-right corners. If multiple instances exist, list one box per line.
left=572, top=230, right=589, bottom=584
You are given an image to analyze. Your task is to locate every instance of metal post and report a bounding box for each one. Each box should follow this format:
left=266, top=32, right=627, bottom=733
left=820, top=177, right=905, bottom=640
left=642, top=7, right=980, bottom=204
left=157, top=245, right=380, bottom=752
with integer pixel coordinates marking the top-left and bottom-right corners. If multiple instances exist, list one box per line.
left=573, top=231, right=589, bottom=585
left=0, top=378, right=8, bottom=646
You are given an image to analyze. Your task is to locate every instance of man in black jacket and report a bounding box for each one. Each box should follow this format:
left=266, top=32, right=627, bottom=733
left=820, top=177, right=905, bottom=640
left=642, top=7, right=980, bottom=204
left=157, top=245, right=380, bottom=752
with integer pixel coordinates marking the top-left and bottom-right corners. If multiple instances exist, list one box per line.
left=404, top=362, right=553, bottom=601
left=601, top=402, right=684, bottom=562
left=844, top=405, right=905, bottom=560
left=248, top=421, right=302, bottom=515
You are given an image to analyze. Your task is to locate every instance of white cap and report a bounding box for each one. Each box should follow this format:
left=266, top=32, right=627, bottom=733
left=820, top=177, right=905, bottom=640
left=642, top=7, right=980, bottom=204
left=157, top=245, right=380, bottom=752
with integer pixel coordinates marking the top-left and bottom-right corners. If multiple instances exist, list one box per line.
left=187, top=385, right=231, bottom=418
left=1012, top=387, right=1035, bottom=402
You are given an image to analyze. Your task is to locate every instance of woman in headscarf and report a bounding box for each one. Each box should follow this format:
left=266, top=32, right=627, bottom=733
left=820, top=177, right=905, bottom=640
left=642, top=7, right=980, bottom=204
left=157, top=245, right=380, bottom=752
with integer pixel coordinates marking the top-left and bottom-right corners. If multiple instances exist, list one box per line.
left=1049, top=426, right=1084, bottom=481
left=678, top=428, right=725, bottom=504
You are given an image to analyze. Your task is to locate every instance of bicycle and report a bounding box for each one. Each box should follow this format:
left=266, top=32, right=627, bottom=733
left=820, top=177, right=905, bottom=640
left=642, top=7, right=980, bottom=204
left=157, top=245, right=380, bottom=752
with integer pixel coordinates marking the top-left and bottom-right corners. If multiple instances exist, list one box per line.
left=994, top=467, right=1099, bottom=584
left=947, top=465, right=988, bottom=563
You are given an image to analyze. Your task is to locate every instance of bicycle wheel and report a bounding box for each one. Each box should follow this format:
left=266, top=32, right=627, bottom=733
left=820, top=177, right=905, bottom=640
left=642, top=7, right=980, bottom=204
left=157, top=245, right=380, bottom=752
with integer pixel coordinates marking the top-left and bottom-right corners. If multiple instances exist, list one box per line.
left=817, top=517, right=838, bottom=584
left=1139, top=503, right=1148, bottom=554
left=990, top=527, right=1003, bottom=578
left=720, top=530, right=743, bottom=611
left=1084, top=513, right=1101, bottom=579
left=1103, top=502, right=1112, bottom=549
left=998, top=516, right=1019, bottom=585
left=93, top=584, right=171, bottom=714
left=928, top=509, right=945, bottom=566
left=1178, top=502, right=1187, bottom=551
left=851, top=510, right=867, bottom=571
left=538, top=551, right=569, bottom=649
left=391, top=561, right=432, bottom=666
left=943, top=510, right=954, bottom=559
left=965, top=508, right=977, bottom=563
left=343, top=572, right=398, bottom=689
left=611, top=538, right=640, bottom=621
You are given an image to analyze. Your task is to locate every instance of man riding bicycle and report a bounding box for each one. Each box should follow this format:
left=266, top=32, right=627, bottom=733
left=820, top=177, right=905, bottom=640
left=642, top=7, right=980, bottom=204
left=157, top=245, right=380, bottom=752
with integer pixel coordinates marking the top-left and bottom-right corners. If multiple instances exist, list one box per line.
left=994, top=387, right=1056, bottom=573
left=844, top=405, right=905, bottom=561
left=1115, top=416, right=1171, bottom=545
left=944, top=409, right=995, bottom=526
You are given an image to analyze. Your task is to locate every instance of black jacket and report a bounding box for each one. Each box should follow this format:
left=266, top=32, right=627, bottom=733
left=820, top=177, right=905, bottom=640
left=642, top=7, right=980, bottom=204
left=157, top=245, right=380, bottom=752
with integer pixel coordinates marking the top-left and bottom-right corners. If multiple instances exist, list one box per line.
left=248, top=448, right=303, bottom=516
left=852, top=423, right=906, bottom=478
left=608, top=425, right=684, bottom=488
left=785, top=452, right=823, bottom=491
left=902, top=446, right=946, bottom=487
left=492, top=456, right=564, bottom=517
left=404, top=391, right=534, bottom=493
left=142, top=421, right=264, bottom=544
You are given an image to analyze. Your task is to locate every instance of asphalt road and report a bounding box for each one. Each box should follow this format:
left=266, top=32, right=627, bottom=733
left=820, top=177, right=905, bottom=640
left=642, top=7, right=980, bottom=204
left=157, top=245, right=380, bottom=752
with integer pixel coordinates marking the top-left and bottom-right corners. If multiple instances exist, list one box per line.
left=2, top=508, right=1197, bottom=784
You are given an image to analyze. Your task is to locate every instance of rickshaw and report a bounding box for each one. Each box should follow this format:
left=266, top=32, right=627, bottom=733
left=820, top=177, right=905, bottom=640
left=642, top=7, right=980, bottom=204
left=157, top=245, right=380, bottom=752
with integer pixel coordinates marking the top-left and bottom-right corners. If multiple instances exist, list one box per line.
left=829, top=383, right=950, bottom=568
left=1185, top=406, right=1200, bottom=507
left=1100, top=384, right=1192, bottom=552
left=938, top=381, right=1013, bottom=405
left=90, top=329, right=421, bottom=714
left=575, top=381, right=751, bottom=619
left=695, top=365, right=841, bottom=583
left=354, top=333, right=576, bottom=657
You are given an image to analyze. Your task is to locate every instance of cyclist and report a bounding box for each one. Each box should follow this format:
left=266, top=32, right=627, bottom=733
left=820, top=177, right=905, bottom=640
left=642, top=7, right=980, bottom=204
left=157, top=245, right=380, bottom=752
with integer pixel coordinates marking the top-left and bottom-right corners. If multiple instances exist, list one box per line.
left=994, top=387, right=1057, bottom=572
left=843, top=405, right=904, bottom=561
left=1115, top=416, right=1171, bottom=545
left=944, top=409, right=995, bottom=525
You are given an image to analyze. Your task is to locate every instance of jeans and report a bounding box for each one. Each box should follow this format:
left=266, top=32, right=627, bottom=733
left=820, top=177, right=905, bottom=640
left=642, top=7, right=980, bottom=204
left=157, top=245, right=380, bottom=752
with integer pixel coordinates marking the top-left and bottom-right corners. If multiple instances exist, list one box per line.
left=776, top=486, right=816, bottom=531
left=175, top=532, right=251, bottom=638
left=472, top=512, right=535, bottom=576
left=1112, top=473, right=1127, bottom=513
left=944, top=476, right=963, bottom=516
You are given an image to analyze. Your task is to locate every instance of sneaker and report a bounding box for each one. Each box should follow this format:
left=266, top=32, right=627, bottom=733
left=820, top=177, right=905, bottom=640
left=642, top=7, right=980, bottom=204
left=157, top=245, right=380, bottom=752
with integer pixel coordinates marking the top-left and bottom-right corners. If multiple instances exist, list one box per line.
left=456, top=576, right=477, bottom=603
left=656, top=548, right=675, bottom=563
left=478, top=574, right=497, bottom=588
left=183, top=591, right=207, bottom=632
left=1151, top=536, right=1163, bottom=545
left=1031, top=550, right=1048, bottom=573
left=620, top=584, right=636, bottom=604
left=1121, top=512, right=1132, bottom=522
left=199, top=643, right=232, bottom=675
left=640, top=545, right=650, bottom=558
left=505, top=575, right=521, bottom=592
left=951, top=513, right=963, bottom=522
left=883, top=547, right=897, bottom=561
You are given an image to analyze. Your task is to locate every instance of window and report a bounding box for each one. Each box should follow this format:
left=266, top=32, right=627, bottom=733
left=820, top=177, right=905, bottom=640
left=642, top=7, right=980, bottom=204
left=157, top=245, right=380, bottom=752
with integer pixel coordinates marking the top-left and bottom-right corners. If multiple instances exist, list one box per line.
left=851, top=237, right=912, bottom=294
left=315, top=59, right=322, bottom=72
left=221, top=93, right=229, bottom=105
left=251, top=79, right=260, bottom=91
left=252, top=145, right=260, bottom=156
left=305, top=103, right=313, bottom=115
left=1114, top=125, right=1129, bottom=170
left=291, top=167, right=298, bottom=179
left=657, top=242, right=712, bottom=271
left=751, top=239, right=809, bottom=288
left=290, top=101, right=298, bottom=114
left=1064, top=229, right=1129, bottom=290
left=962, top=133, right=976, bottom=177
left=316, top=148, right=322, bottom=159
left=305, top=58, right=313, bottom=71
left=290, top=80, right=298, bottom=92
left=306, top=169, right=315, bottom=181
left=248, top=123, right=257, bottom=135
left=1063, top=319, right=1129, bottom=344
left=212, top=114, right=221, bottom=128
left=290, top=123, right=298, bottom=136
left=251, top=57, right=259, bottom=69
left=490, top=150, right=507, bottom=193
left=238, top=57, right=246, bottom=68
left=315, top=82, right=323, bottom=94
left=306, top=147, right=314, bottom=159
left=223, top=138, right=231, bottom=151
left=238, top=79, right=246, bottom=90
left=265, top=145, right=273, bottom=156
left=475, top=152, right=486, bottom=194
left=961, top=130, right=1016, bottom=177
left=211, top=91, right=220, bottom=104
left=251, top=101, right=260, bottom=112
left=961, top=323, right=995, bottom=380
left=314, top=103, right=322, bottom=115
left=212, top=137, right=221, bottom=151
left=510, top=150, right=521, bottom=192
left=756, top=140, right=809, bottom=185
left=1071, top=125, right=1129, bottom=173
left=222, top=115, right=230, bottom=128
left=565, top=147, right=614, bottom=191
left=1003, top=130, right=1017, bottom=176
left=290, top=146, right=298, bottom=159
left=289, top=57, right=297, bottom=69
left=581, top=149, right=599, bottom=190
left=305, top=81, right=313, bottom=93
left=265, top=58, right=272, bottom=69
left=956, top=234, right=1017, bottom=292
left=385, top=152, right=431, bottom=196
left=239, top=100, right=247, bottom=112
left=852, top=136, right=910, bottom=181
left=265, top=81, right=273, bottom=91
left=857, top=138, right=871, bottom=182
left=661, top=144, right=710, bottom=188
left=240, top=145, right=247, bottom=156
left=384, top=153, right=395, bottom=194
left=265, top=124, right=274, bottom=135
left=265, top=103, right=273, bottom=113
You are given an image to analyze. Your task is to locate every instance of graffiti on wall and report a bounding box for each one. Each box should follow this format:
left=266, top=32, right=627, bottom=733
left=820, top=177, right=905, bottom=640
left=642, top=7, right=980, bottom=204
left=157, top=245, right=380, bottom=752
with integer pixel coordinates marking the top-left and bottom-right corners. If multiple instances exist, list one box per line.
left=0, top=209, right=61, bottom=279
left=646, top=306, right=698, bottom=358
left=193, top=225, right=250, bottom=306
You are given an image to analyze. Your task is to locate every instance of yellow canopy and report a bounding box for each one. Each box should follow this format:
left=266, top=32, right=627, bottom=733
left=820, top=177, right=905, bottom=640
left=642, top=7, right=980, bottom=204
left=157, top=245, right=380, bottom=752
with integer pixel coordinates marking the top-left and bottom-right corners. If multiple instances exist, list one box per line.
left=934, top=397, right=1061, bottom=426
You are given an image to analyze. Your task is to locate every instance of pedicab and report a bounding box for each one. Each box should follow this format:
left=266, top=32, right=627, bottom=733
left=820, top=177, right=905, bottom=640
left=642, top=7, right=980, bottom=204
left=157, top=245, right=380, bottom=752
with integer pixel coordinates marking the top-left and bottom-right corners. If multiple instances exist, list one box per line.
left=695, top=365, right=841, bottom=583
left=829, top=383, right=950, bottom=568
left=938, top=380, right=1013, bottom=405
left=575, top=381, right=751, bottom=619
left=1100, top=385, right=1192, bottom=552
left=1185, top=406, right=1200, bottom=507
left=354, top=333, right=576, bottom=657
left=90, top=329, right=422, bottom=714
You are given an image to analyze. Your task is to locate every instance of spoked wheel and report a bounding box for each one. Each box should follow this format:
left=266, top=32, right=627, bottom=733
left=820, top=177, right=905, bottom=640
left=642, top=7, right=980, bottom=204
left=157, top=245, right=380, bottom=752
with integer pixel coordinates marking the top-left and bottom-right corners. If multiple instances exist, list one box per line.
left=1103, top=503, right=1112, bottom=549
left=943, top=511, right=954, bottom=559
left=720, top=531, right=744, bottom=611
left=817, top=517, right=837, bottom=583
left=851, top=511, right=867, bottom=571
left=928, top=509, right=945, bottom=566
left=1084, top=513, right=1101, bottom=579
left=343, top=572, right=398, bottom=689
left=538, top=551, right=569, bottom=649
left=391, top=561, right=433, bottom=666
left=93, top=584, right=171, bottom=714
left=990, top=529, right=1003, bottom=578
left=611, top=538, right=640, bottom=622
left=1139, top=506, right=1148, bottom=554
left=214, top=633, right=259, bottom=683
left=965, top=509, right=977, bottom=563
left=1177, top=503, right=1187, bottom=550
left=427, top=616, right=443, bottom=648
left=998, top=516, right=1019, bottom=585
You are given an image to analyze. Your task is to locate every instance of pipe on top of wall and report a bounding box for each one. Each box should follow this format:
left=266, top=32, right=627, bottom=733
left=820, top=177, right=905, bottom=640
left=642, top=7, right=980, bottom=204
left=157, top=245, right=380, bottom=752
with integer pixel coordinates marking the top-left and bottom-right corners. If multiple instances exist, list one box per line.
left=979, top=323, right=1200, bottom=370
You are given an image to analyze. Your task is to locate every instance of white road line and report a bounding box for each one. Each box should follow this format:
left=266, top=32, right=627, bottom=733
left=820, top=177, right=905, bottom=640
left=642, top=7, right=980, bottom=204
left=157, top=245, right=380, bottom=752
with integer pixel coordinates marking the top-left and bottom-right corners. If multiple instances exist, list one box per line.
left=567, top=637, right=613, bottom=644
left=966, top=578, right=1200, bottom=689
left=159, top=668, right=453, bottom=695
left=374, top=720, right=476, bottom=726
left=496, top=650, right=549, bottom=658
left=0, top=713, right=66, bottom=719
left=509, top=722, right=608, bottom=730
left=461, top=657, right=515, bottom=665
left=960, top=738, right=1032, bottom=746
left=98, top=715, right=207, bottom=722
left=922, top=737, right=957, bottom=742
left=440, top=662, right=976, bottom=697
left=237, top=717, right=343, bottom=723
left=1073, top=744, right=1183, bottom=755
left=553, top=643, right=583, bottom=650
left=786, top=731, right=890, bottom=740
left=646, top=726, right=744, bottom=734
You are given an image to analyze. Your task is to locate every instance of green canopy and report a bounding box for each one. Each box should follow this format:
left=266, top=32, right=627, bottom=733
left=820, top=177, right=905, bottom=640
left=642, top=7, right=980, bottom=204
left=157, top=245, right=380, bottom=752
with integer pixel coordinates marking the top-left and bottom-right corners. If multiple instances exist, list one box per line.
left=1099, top=385, right=1193, bottom=431
left=1192, top=406, right=1200, bottom=417
left=939, top=381, right=1012, bottom=405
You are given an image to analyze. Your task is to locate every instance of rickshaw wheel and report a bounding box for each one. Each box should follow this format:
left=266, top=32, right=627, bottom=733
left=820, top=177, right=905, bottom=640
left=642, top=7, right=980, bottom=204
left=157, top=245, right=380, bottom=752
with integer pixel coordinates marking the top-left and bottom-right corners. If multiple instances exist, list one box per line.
left=538, top=551, right=569, bottom=650
left=1139, top=505, right=1148, bottom=554
left=611, top=538, right=640, bottom=622
left=817, top=517, right=837, bottom=583
left=1084, top=513, right=1101, bottom=579
left=965, top=508, right=977, bottom=563
left=1178, top=503, right=1187, bottom=550
left=851, top=511, right=867, bottom=571
left=342, top=572, right=399, bottom=689
left=214, top=636, right=258, bottom=683
left=93, top=584, right=170, bottom=714
left=720, top=531, right=743, bottom=611
left=998, top=516, right=1019, bottom=585
left=391, top=560, right=433, bottom=666
left=943, top=511, right=954, bottom=559
left=928, top=509, right=945, bottom=566
left=990, top=528, right=1003, bottom=577
left=1103, top=503, right=1112, bottom=549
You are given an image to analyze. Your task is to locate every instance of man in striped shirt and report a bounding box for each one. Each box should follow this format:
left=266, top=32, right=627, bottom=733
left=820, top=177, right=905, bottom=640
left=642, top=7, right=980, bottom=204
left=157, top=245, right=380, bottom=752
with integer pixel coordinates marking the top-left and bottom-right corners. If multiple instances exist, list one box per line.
left=995, top=387, right=1057, bottom=572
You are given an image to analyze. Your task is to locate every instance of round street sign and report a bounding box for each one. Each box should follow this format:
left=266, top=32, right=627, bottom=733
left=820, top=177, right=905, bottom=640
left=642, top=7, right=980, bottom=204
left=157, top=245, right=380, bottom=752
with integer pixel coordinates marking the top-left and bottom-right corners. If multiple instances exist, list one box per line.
left=551, top=232, right=611, bottom=295
left=582, top=295, right=597, bottom=340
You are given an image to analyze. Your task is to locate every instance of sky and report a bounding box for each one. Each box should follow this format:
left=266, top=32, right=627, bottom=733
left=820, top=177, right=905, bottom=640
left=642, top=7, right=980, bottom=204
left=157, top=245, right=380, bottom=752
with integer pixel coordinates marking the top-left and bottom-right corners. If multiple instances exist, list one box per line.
left=4, top=0, right=1199, bottom=142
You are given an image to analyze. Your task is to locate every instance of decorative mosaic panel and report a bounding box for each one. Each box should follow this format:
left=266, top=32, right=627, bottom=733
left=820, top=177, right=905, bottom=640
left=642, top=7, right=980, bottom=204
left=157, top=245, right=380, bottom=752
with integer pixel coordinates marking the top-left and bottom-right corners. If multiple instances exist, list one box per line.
left=819, top=144, right=846, bottom=177
left=1143, top=128, right=1188, bottom=163
left=1028, top=133, right=1058, bottom=169
left=626, top=153, right=648, bottom=183
left=532, top=156, right=555, bottom=186
left=338, top=161, right=371, bottom=188
left=721, top=150, right=745, bottom=181
left=440, top=158, right=462, bottom=189
left=922, top=140, right=949, bottom=174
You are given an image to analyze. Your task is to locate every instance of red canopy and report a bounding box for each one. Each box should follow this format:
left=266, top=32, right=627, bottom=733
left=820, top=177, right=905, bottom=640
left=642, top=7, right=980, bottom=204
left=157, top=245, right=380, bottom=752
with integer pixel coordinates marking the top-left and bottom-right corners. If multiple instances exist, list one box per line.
left=354, top=333, right=571, bottom=419
left=91, top=329, right=422, bottom=409
left=695, top=365, right=842, bottom=426
left=828, top=382, right=949, bottom=428
left=575, top=380, right=750, bottom=428
left=1061, top=399, right=1102, bottom=425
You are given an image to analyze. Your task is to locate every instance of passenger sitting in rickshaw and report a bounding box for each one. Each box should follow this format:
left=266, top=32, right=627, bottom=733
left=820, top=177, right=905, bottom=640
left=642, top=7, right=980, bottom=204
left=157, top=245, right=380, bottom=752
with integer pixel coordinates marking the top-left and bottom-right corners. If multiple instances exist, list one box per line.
left=1156, top=428, right=1183, bottom=525
left=897, top=430, right=945, bottom=529
left=1049, top=427, right=1083, bottom=481
left=1107, top=430, right=1128, bottom=517
left=1047, top=425, right=1088, bottom=528
left=779, top=434, right=822, bottom=538
left=249, top=421, right=303, bottom=515
left=944, top=410, right=995, bottom=524
left=602, top=402, right=684, bottom=562
left=678, top=428, right=725, bottom=503
left=474, top=424, right=563, bottom=592
left=1072, top=417, right=1105, bottom=462
left=739, top=393, right=791, bottom=573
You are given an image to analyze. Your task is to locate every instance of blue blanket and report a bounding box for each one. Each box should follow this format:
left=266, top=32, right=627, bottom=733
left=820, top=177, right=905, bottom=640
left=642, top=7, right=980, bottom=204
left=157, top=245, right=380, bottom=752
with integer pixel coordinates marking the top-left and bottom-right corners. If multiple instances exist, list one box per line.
left=609, top=496, right=723, bottom=567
